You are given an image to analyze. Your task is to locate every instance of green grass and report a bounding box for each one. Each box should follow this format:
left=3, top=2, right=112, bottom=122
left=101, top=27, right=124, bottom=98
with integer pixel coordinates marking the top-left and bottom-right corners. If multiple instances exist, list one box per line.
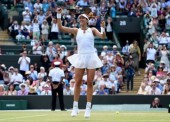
left=0, top=110, right=169, bottom=122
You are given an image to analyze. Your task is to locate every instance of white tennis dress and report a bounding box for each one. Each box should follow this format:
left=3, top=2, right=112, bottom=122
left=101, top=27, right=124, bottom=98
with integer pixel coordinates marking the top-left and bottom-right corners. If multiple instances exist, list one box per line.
left=67, top=28, right=103, bottom=69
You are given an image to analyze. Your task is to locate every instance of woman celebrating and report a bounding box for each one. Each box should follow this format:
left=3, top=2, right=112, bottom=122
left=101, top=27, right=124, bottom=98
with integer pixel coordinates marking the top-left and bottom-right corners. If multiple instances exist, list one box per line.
left=57, top=8, right=105, bottom=118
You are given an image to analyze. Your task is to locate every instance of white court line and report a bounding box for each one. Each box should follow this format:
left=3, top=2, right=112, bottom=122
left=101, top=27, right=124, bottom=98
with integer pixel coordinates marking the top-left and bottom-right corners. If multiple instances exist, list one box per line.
left=0, top=114, right=48, bottom=121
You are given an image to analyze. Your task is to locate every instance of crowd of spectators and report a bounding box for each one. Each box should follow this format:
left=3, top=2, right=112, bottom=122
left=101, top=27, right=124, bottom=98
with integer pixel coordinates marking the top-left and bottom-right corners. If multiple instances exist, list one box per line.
left=1, top=0, right=170, bottom=96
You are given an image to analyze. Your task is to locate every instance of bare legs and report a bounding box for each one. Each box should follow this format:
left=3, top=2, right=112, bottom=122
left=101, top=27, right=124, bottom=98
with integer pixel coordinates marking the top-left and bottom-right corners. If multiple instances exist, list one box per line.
left=71, top=68, right=95, bottom=118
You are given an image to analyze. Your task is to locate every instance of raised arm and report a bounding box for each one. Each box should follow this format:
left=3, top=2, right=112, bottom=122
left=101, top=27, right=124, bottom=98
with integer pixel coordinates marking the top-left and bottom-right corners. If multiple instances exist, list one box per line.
left=57, top=8, right=78, bottom=35
left=92, top=21, right=106, bottom=39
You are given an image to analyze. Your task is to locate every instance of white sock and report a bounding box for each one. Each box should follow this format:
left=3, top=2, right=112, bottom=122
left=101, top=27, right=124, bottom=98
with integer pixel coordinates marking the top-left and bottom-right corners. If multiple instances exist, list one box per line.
left=86, top=102, right=91, bottom=108
left=73, top=101, right=78, bottom=108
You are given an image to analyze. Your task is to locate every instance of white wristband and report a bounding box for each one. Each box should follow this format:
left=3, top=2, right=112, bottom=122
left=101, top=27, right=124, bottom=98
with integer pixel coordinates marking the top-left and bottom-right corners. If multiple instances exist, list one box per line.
left=57, top=13, right=61, bottom=19
left=101, top=27, right=105, bottom=34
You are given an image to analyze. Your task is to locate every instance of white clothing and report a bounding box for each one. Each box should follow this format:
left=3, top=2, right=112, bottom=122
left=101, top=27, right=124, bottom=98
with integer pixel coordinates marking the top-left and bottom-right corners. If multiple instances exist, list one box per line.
left=41, top=90, right=51, bottom=95
left=22, top=11, right=32, bottom=22
left=32, top=45, right=42, bottom=55
left=11, top=73, right=23, bottom=84
left=49, top=67, right=65, bottom=82
left=34, top=3, right=42, bottom=12
left=67, top=28, right=103, bottom=69
left=159, top=36, right=168, bottom=44
left=32, top=23, right=40, bottom=32
left=51, top=23, right=59, bottom=32
left=160, top=50, right=170, bottom=68
left=148, top=88, right=162, bottom=95
left=41, top=24, right=49, bottom=34
left=16, top=34, right=25, bottom=40
left=146, top=48, right=157, bottom=60
left=18, top=57, right=30, bottom=71
left=63, top=89, right=74, bottom=95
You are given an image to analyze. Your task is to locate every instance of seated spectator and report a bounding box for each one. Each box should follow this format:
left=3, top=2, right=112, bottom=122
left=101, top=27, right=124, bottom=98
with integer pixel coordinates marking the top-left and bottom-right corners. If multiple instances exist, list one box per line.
left=38, top=66, right=47, bottom=80
left=150, top=97, right=163, bottom=108
left=40, top=84, right=51, bottom=95
left=148, top=81, right=162, bottom=95
left=45, top=41, right=57, bottom=62
left=51, top=54, right=63, bottom=69
left=105, top=51, right=114, bottom=66
left=5, top=83, right=17, bottom=96
left=10, top=68, right=23, bottom=87
left=31, top=37, right=39, bottom=46
left=0, top=85, right=5, bottom=96
left=21, top=21, right=31, bottom=39
left=162, top=83, right=170, bottom=95
left=113, top=52, right=124, bottom=68
left=101, top=45, right=109, bottom=58
left=63, top=84, right=73, bottom=95
left=16, top=28, right=25, bottom=41
left=137, top=82, right=148, bottom=95
left=98, top=73, right=115, bottom=94
left=80, top=79, right=87, bottom=95
left=32, top=41, right=43, bottom=55
left=17, top=83, right=28, bottom=95
left=3, top=71, right=10, bottom=85
left=96, top=85, right=108, bottom=95
left=28, top=86, right=37, bottom=95
left=60, top=45, right=68, bottom=60
left=29, top=65, right=38, bottom=81
left=101, top=59, right=110, bottom=75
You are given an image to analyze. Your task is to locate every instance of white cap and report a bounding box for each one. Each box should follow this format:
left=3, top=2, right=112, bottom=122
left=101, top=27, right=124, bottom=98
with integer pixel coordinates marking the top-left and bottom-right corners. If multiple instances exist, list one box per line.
left=48, top=41, right=53, bottom=45
left=54, top=61, right=61, bottom=66
left=60, top=45, right=67, bottom=50
left=154, top=78, right=160, bottom=82
left=25, top=7, right=29, bottom=10
left=160, top=60, right=165, bottom=64
left=19, top=83, right=26, bottom=89
left=78, top=14, right=89, bottom=21
left=103, top=45, right=108, bottom=49
left=113, top=45, right=117, bottom=48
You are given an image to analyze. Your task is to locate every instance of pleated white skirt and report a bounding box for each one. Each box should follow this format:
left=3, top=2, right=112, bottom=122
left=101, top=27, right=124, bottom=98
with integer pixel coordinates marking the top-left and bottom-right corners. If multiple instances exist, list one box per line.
left=67, top=52, right=103, bottom=69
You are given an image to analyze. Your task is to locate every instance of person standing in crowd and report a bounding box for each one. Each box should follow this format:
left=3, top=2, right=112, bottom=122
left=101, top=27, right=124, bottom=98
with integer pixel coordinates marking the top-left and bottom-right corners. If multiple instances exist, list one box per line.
left=122, top=40, right=130, bottom=61
left=18, top=50, right=31, bottom=78
left=105, top=17, right=113, bottom=41
left=48, top=61, right=65, bottom=111
left=57, top=8, right=105, bottom=118
left=146, top=42, right=157, bottom=64
left=129, top=40, right=141, bottom=75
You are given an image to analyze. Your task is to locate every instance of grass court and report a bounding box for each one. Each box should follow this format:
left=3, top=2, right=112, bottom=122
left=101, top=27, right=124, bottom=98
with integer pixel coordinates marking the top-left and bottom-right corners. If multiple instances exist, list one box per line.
left=0, top=110, right=169, bottom=122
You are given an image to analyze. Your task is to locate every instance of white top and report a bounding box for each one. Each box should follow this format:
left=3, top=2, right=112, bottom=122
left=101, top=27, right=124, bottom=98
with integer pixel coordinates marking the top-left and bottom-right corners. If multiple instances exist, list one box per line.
left=18, top=57, right=30, bottom=71
left=146, top=48, right=157, bottom=60
left=32, top=23, right=40, bottom=32
left=32, top=45, right=42, bottom=55
left=51, top=23, right=59, bottom=32
left=22, top=11, right=32, bottom=22
left=76, top=28, right=95, bottom=54
left=48, top=67, right=65, bottom=82
left=11, top=73, right=23, bottom=84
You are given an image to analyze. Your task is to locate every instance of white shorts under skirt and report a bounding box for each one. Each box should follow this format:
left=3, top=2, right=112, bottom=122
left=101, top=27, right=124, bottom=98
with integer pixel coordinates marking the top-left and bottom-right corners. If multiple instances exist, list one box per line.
left=67, top=52, right=103, bottom=69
